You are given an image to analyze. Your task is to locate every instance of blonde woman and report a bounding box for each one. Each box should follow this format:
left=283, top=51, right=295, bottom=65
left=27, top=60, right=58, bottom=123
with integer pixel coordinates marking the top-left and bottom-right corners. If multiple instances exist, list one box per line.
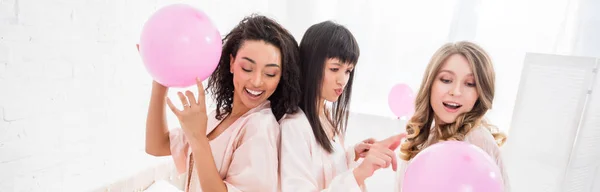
left=395, top=41, right=510, bottom=191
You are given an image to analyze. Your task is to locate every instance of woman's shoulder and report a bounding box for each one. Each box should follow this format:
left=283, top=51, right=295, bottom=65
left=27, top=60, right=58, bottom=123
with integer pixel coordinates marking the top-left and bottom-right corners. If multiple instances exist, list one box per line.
left=279, top=108, right=308, bottom=123
left=464, top=126, right=502, bottom=158
left=279, top=109, right=309, bottom=126
left=243, top=101, right=279, bottom=128
left=465, top=125, right=496, bottom=142
left=279, top=109, right=315, bottom=136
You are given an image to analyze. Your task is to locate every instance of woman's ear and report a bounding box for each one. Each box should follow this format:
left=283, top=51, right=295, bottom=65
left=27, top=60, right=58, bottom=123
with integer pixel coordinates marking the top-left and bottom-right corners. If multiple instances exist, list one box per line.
left=230, top=54, right=234, bottom=74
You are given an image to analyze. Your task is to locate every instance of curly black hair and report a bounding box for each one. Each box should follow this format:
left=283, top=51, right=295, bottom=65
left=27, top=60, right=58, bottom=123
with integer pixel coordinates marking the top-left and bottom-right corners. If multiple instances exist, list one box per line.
left=206, top=14, right=301, bottom=121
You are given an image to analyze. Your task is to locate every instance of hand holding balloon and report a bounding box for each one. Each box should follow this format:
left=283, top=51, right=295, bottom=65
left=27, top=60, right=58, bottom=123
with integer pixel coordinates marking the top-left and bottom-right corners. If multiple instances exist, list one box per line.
left=139, top=4, right=222, bottom=88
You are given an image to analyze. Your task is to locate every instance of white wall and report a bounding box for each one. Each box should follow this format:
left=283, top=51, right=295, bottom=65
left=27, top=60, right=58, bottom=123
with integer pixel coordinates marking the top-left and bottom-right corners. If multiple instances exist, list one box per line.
left=1, top=0, right=599, bottom=191
left=1, top=0, right=159, bottom=190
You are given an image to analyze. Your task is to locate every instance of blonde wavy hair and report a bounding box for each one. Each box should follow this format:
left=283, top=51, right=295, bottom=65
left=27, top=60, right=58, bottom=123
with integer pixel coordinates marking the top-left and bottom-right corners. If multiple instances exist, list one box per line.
left=399, top=41, right=507, bottom=161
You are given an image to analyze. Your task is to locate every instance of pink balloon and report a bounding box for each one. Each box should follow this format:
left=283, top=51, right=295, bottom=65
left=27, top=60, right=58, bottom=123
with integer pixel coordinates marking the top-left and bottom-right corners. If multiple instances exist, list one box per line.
left=139, top=4, right=222, bottom=88
left=402, top=141, right=504, bottom=192
left=388, top=83, right=415, bottom=118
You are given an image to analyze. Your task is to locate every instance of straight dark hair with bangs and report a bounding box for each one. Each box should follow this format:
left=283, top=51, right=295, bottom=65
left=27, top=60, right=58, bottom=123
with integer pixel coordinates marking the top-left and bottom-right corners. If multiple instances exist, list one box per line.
left=298, top=21, right=360, bottom=153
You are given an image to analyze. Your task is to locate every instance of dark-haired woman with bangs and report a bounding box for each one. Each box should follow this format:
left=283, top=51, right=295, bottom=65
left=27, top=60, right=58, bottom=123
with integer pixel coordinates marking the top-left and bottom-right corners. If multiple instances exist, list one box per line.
left=279, top=21, right=405, bottom=192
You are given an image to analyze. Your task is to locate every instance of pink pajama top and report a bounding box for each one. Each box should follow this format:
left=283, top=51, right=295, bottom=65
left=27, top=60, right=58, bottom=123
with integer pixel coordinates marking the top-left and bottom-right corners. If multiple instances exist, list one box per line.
left=279, top=109, right=366, bottom=192
left=168, top=101, right=280, bottom=192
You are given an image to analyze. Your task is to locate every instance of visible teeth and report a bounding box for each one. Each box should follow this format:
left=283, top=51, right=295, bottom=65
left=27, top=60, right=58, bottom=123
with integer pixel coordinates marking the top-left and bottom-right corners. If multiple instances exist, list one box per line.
left=445, top=102, right=461, bottom=107
left=245, top=88, right=263, bottom=96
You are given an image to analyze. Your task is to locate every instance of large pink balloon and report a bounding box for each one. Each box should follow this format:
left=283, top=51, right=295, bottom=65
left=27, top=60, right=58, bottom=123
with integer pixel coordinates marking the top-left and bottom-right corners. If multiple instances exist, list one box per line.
left=388, top=83, right=415, bottom=118
left=139, top=4, right=222, bottom=88
left=402, top=141, right=504, bottom=192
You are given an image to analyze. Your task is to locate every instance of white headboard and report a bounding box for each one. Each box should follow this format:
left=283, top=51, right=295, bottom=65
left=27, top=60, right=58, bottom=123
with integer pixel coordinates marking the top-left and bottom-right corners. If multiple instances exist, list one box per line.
left=504, top=52, right=599, bottom=192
